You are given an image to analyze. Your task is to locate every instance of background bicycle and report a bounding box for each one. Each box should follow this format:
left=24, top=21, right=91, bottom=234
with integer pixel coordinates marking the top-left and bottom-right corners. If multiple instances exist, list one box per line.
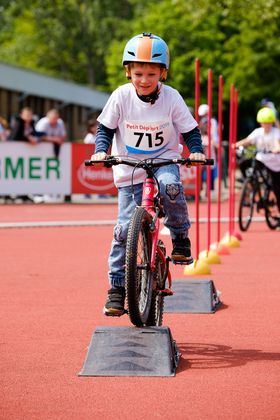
left=237, top=148, right=279, bottom=231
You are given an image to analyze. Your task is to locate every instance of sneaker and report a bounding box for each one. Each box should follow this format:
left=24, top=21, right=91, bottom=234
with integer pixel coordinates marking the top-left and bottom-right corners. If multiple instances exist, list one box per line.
left=103, top=287, right=125, bottom=316
left=171, top=235, right=193, bottom=264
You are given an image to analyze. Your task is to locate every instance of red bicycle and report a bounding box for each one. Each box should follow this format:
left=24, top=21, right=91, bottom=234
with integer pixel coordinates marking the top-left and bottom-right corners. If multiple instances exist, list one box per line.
left=85, top=156, right=213, bottom=327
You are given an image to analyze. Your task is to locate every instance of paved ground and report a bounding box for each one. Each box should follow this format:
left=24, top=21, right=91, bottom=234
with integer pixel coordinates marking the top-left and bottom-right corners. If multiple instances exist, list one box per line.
left=1, top=202, right=279, bottom=419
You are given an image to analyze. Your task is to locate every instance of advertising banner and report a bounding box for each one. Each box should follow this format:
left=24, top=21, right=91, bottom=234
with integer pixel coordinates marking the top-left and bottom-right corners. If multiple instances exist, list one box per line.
left=0, top=142, right=71, bottom=194
left=71, top=144, right=117, bottom=195
left=0, top=143, right=199, bottom=196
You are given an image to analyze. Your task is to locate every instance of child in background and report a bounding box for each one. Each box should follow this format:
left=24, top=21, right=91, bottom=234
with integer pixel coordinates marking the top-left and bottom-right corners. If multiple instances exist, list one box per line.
left=236, top=107, right=280, bottom=223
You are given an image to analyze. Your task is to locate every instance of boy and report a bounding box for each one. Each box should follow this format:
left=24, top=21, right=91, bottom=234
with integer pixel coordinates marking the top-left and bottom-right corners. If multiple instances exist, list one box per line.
left=91, top=33, right=206, bottom=316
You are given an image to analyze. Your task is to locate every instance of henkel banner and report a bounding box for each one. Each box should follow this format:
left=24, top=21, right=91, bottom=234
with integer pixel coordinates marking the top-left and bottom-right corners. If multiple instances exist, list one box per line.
left=0, top=142, right=71, bottom=194
left=180, top=143, right=201, bottom=196
left=71, top=144, right=117, bottom=195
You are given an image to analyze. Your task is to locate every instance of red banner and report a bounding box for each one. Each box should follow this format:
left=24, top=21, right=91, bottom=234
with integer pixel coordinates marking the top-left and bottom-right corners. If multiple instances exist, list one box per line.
left=71, top=144, right=117, bottom=195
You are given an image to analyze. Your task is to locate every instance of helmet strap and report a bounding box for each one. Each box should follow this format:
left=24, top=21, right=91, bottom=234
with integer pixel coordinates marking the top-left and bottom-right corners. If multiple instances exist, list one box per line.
left=136, top=83, right=162, bottom=105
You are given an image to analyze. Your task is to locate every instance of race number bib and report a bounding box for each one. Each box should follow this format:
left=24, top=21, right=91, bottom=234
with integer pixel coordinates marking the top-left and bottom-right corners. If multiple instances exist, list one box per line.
left=124, top=119, right=171, bottom=154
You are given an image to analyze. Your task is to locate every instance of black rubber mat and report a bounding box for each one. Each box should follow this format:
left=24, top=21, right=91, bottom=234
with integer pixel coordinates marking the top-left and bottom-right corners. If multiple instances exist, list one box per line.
left=164, top=279, right=222, bottom=313
left=78, top=326, right=180, bottom=377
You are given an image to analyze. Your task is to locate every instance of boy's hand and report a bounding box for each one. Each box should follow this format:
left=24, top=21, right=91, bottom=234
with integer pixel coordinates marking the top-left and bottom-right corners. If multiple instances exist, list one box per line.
left=189, top=152, right=206, bottom=161
left=90, top=152, right=107, bottom=161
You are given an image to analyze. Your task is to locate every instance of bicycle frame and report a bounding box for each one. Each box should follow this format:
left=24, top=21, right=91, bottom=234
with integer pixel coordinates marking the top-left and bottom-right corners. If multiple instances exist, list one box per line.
left=140, top=176, right=172, bottom=294
left=141, top=177, right=160, bottom=272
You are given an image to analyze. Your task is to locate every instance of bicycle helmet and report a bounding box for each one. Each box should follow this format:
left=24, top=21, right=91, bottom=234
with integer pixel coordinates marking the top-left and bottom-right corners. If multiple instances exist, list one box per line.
left=122, top=33, right=170, bottom=69
left=256, top=107, right=276, bottom=123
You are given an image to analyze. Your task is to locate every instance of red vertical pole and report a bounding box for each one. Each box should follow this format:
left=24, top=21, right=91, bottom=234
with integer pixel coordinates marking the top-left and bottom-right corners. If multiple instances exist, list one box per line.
left=217, top=75, right=223, bottom=243
left=231, top=88, right=238, bottom=232
left=228, top=84, right=235, bottom=236
left=195, top=58, right=200, bottom=261
left=207, top=69, right=212, bottom=251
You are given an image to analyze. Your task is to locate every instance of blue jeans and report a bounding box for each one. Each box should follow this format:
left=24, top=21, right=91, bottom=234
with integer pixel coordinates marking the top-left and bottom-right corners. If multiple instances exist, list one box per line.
left=108, top=164, right=191, bottom=288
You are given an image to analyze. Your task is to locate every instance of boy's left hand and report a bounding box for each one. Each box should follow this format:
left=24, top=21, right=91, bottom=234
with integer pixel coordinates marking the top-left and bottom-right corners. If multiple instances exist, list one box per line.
left=189, top=152, right=206, bottom=161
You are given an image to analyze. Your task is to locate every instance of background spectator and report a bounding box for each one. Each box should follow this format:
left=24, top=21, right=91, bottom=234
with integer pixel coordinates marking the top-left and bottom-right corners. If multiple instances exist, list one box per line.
left=84, top=119, right=97, bottom=145
left=36, top=109, right=66, bottom=157
left=0, top=116, right=10, bottom=141
left=8, top=107, right=44, bottom=144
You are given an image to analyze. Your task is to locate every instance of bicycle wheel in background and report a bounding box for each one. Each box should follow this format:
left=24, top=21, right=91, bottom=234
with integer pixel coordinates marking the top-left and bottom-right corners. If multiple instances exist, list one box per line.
left=238, top=179, right=255, bottom=231
left=264, top=187, right=279, bottom=230
left=146, top=240, right=166, bottom=327
left=125, top=207, right=153, bottom=327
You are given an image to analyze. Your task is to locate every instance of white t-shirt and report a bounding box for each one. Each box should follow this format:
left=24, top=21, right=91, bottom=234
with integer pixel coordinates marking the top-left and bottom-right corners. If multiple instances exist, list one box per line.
left=36, top=117, right=66, bottom=137
left=248, top=127, right=280, bottom=172
left=84, top=133, right=96, bottom=144
left=97, top=83, right=197, bottom=187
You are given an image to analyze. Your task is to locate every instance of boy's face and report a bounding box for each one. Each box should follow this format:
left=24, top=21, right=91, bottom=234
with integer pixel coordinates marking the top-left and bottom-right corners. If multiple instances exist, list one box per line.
left=261, top=122, right=273, bottom=133
left=130, top=63, right=161, bottom=96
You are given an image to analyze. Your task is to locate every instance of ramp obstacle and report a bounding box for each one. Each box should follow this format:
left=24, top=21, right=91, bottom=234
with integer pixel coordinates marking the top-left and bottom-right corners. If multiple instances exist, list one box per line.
left=79, top=326, right=180, bottom=377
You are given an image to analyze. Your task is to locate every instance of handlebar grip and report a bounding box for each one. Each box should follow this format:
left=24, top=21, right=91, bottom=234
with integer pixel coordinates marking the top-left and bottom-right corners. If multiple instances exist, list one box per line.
left=84, top=160, right=94, bottom=166
left=204, top=158, right=215, bottom=166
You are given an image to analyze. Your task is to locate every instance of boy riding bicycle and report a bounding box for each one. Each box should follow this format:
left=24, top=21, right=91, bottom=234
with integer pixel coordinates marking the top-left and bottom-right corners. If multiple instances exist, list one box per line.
left=91, top=33, right=206, bottom=316
left=236, top=106, right=280, bottom=221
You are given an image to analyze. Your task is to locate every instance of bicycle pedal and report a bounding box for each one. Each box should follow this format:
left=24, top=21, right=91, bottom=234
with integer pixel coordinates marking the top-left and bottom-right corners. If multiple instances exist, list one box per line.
left=158, top=288, right=173, bottom=296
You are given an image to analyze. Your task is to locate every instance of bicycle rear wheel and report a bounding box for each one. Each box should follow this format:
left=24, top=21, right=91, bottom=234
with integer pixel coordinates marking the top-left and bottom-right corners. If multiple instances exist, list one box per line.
left=146, top=240, right=166, bottom=327
left=264, top=186, right=279, bottom=230
left=238, top=179, right=255, bottom=231
left=125, top=207, right=153, bottom=327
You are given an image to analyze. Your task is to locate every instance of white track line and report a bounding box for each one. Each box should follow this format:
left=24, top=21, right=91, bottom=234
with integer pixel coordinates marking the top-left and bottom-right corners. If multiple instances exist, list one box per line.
left=0, top=217, right=265, bottom=229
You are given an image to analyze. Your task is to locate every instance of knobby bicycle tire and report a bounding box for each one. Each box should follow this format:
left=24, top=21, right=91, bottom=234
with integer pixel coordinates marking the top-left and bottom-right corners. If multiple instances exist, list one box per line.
left=238, top=179, right=255, bottom=231
left=264, top=186, right=279, bottom=230
left=125, top=207, right=153, bottom=327
left=146, top=240, right=166, bottom=326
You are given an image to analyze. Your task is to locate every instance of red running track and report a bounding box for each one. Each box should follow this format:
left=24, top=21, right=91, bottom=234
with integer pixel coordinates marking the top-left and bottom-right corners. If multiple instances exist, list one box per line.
left=0, top=202, right=280, bottom=420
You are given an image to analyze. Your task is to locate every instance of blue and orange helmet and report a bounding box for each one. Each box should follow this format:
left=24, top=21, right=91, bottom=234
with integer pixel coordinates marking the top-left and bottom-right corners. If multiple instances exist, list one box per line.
left=122, top=33, right=170, bottom=70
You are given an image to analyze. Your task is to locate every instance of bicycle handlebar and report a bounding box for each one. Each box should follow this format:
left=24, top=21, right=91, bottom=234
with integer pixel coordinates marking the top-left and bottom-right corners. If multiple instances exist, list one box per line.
left=84, top=156, right=214, bottom=168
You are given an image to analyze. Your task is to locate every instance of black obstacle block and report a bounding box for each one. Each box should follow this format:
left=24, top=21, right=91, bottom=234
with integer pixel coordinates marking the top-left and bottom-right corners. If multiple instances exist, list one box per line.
left=78, top=326, right=180, bottom=377
left=164, top=279, right=222, bottom=313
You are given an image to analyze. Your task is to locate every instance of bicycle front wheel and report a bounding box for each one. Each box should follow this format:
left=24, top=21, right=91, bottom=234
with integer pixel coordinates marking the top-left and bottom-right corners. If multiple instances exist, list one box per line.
left=125, top=207, right=153, bottom=327
left=264, top=187, right=279, bottom=230
left=238, top=179, right=255, bottom=231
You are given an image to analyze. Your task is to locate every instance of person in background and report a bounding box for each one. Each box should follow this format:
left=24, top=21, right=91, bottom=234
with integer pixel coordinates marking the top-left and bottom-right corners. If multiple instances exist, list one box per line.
left=198, top=103, right=219, bottom=193
left=0, top=116, right=10, bottom=141
left=236, top=107, right=280, bottom=226
left=83, top=119, right=98, bottom=199
left=84, top=119, right=97, bottom=144
left=260, top=98, right=280, bottom=129
left=0, top=117, right=10, bottom=202
left=36, top=108, right=66, bottom=157
left=8, top=107, right=44, bottom=202
left=8, top=107, right=43, bottom=144
left=36, top=109, right=68, bottom=202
